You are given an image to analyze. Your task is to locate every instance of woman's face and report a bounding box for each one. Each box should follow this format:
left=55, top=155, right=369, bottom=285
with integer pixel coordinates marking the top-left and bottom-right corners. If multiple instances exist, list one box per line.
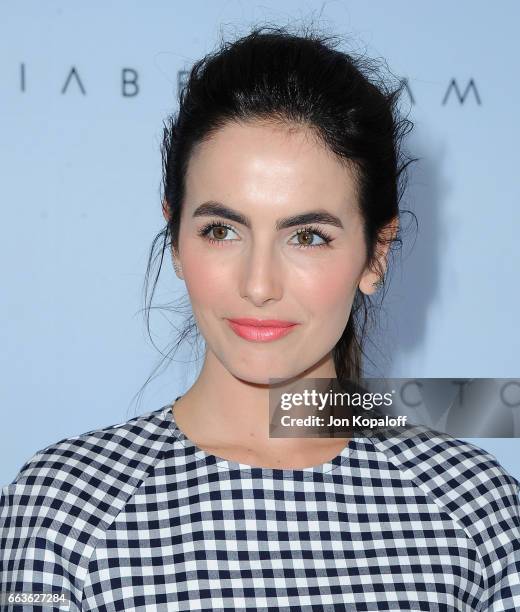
left=167, top=120, right=378, bottom=385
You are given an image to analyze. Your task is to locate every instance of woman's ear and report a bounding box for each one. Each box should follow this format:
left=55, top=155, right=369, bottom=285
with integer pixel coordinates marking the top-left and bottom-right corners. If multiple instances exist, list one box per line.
left=162, top=199, right=184, bottom=280
left=358, top=216, right=399, bottom=295
left=171, top=249, right=184, bottom=280
left=162, top=199, right=170, bottom=223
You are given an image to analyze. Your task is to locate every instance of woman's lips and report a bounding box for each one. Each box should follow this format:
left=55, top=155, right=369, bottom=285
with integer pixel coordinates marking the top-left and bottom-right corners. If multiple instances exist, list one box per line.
left=226, top=318, right=299, bottom=342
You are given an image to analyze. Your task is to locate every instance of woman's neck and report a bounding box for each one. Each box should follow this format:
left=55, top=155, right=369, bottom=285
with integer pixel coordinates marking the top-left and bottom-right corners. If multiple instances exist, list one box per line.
left=170, top=350, right=350, bottom=469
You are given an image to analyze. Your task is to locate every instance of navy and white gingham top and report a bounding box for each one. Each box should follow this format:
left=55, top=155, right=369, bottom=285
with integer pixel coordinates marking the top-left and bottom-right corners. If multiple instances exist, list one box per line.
left=1, top=397, right=520, bottom=611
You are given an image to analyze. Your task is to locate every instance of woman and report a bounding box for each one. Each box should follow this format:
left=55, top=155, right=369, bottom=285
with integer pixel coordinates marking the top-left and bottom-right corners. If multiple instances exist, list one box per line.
left=1, top=26, right=519, bottom=611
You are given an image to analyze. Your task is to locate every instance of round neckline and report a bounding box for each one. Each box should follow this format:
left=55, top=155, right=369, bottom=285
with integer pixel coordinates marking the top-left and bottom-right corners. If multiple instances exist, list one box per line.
left=164, top=395, right=357, bottom=477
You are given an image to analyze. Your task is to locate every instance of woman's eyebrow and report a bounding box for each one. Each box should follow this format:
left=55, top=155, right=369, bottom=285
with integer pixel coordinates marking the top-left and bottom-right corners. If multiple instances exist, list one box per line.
left=192, top=200, right=344, bottom=230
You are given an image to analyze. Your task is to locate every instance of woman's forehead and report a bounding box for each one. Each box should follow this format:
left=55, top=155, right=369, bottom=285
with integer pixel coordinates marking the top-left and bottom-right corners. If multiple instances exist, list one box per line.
left=185, top=122, right=359, bottom=216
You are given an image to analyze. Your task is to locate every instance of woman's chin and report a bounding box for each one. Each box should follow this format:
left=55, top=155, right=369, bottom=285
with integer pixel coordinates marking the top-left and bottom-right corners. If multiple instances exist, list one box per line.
left=229, top=365, right=298, bottom=388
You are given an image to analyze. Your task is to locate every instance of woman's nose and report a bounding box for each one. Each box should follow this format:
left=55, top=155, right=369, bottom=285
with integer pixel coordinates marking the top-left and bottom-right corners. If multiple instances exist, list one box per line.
left=239, top=245, right=283, bottom=306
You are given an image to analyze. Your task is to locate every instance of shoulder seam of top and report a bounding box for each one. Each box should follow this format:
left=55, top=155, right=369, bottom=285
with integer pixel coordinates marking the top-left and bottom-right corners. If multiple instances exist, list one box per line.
left=361, top=432, right=488, bottom=598
left=6, top=406, right=174, bottom=609
left=79, top=429, right=174, bottom=608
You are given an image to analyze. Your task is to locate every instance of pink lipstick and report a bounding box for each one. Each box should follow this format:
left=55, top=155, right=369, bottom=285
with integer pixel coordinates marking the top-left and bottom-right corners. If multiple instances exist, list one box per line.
left=226, top=318, right=299, bottom=342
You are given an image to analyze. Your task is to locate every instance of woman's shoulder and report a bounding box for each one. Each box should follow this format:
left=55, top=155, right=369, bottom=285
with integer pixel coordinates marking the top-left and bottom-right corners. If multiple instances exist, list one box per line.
left=1, top=404, right=173, bottom=517
left=366, top=422, right=520, bottom=596
left=0, top=404, right=175, bottom=608
left=341, top=417, right=520, bottom=607
left=367, top=421, right=520, bottom=507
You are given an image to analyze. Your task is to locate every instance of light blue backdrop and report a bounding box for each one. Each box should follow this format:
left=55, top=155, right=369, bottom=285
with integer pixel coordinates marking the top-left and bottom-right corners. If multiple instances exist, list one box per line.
left=1, top=0, right=518, bottom=485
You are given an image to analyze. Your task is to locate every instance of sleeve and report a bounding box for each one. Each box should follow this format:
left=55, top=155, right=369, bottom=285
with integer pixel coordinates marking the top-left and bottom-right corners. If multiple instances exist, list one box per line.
left=0, top=453, right=82, bottom=612
left=478, top=469, right=520, bottom=611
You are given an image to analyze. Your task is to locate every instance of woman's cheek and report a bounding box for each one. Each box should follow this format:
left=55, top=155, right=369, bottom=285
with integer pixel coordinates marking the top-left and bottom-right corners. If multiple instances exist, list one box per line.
left=182, top=251, right=232, bottom=306
left=317, top=277, right=357, bottom=343
left=296, top=263, right=357, bottom=314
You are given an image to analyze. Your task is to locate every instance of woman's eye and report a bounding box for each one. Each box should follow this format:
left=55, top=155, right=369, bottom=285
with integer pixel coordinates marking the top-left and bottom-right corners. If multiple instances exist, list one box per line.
left=209, top=226, right=233, bottom=241
left=199, top=223, right=239, bottom=244
left=289, top=229, right=330, bottom=249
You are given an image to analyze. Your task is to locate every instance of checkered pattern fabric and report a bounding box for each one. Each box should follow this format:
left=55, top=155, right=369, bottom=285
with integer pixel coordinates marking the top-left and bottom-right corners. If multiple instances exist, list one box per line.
left=1, top=397, right=520, bottom=611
